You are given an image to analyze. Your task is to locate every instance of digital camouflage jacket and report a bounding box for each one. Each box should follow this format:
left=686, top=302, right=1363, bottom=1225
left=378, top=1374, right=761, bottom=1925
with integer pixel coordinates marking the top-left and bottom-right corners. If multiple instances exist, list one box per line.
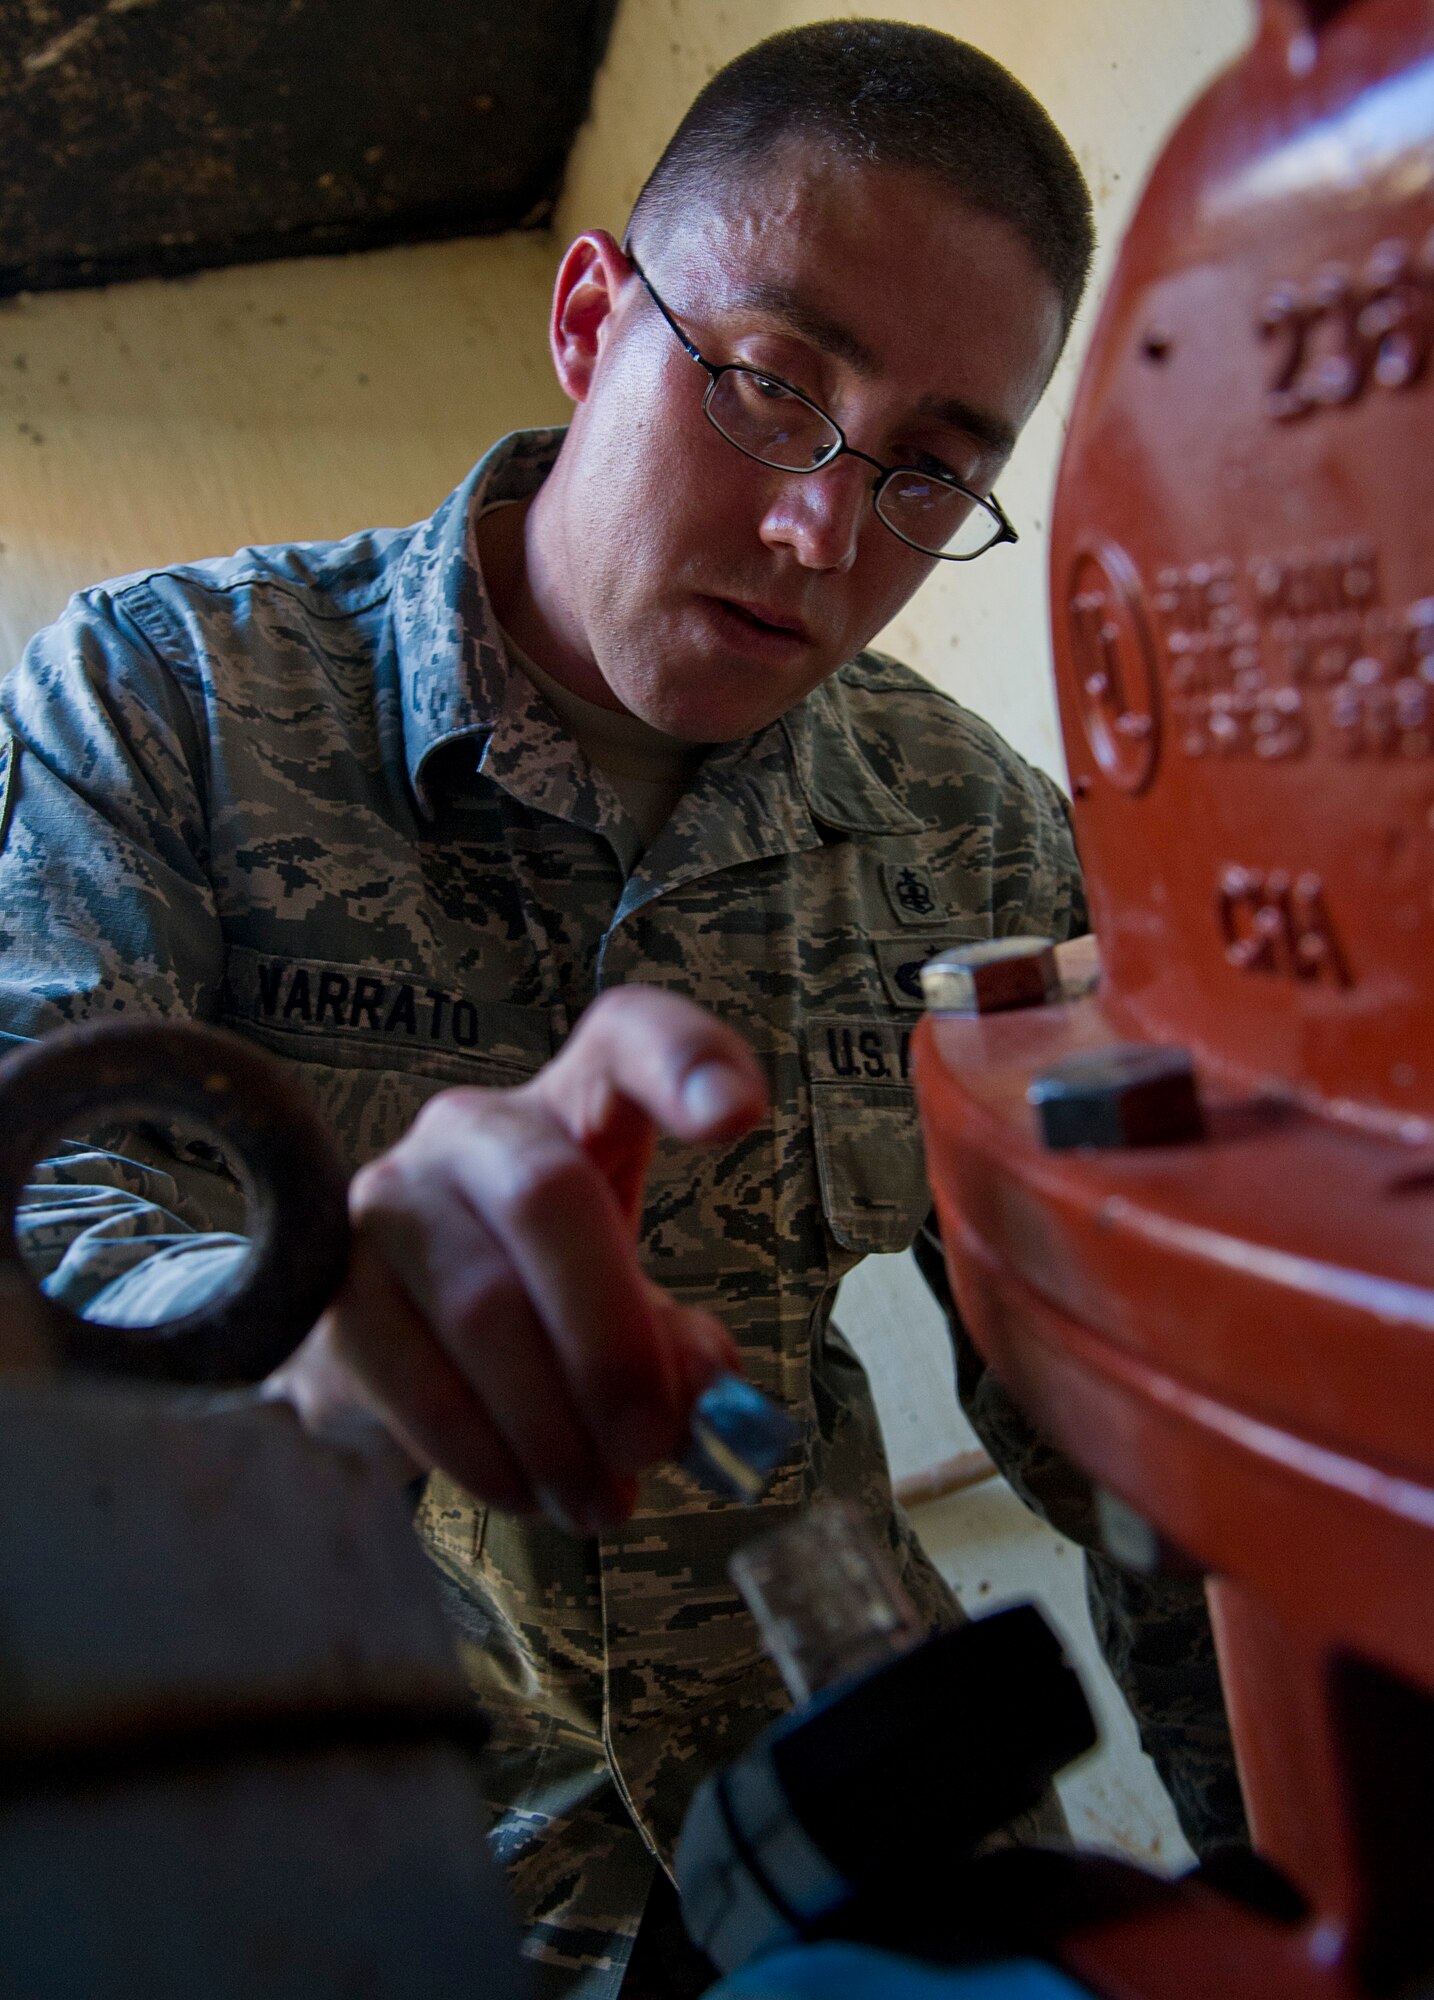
left=0, top=429, right=1086, bottom=1997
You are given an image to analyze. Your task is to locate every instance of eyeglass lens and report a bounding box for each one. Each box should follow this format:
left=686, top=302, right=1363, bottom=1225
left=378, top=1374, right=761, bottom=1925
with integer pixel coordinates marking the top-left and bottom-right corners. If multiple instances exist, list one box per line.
left=705, top=369, right=1000, bottom=558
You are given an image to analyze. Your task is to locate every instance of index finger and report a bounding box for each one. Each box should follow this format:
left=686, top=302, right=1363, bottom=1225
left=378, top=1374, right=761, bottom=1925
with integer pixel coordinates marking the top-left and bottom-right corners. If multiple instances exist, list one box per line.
left=526, top=987, right=767, bottom=1225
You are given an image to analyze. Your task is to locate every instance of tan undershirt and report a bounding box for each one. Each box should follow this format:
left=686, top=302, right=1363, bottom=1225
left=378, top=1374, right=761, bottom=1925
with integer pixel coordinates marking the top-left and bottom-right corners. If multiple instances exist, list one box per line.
left=501, top=627, right=702, bottom=852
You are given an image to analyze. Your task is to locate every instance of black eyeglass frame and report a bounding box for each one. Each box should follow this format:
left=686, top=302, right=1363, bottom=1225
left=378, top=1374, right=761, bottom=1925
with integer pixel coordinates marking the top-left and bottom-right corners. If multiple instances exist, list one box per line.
left=626, top=252, right=1018, bottom=563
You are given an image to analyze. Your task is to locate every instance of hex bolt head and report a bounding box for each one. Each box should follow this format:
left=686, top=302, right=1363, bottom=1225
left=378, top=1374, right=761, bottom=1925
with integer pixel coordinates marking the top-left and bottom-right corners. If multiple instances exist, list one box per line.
left=920, top=936, right=1059, bottom=1016
left=1029, top=1043, right=1205, bottom=1149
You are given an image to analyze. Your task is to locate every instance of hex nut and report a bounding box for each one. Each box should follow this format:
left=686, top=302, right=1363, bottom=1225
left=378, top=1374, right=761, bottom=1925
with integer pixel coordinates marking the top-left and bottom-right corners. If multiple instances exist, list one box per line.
left=1029, top=1043, right=1205, bottom=1150
left=920, top=936, right=1060, bottom=1016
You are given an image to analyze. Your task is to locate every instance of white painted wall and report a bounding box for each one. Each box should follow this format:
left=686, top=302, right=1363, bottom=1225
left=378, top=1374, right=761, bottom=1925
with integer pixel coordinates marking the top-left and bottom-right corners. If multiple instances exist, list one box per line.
left=0, top=234, right=568, bottom=668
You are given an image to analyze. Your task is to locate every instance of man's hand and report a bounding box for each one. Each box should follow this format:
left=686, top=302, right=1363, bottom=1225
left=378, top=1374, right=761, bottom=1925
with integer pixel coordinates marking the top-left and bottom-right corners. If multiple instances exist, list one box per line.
left=269, top=988, right=767, bottom=1534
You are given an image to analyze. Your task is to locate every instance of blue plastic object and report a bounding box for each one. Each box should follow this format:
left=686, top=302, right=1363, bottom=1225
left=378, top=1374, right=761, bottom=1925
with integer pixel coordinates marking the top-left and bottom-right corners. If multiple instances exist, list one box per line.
left=682, top=1372, right=800, bottom=1502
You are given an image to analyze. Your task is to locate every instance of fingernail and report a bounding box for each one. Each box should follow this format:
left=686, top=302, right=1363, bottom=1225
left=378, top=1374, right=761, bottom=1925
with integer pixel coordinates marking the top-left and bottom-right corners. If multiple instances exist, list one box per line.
left=681, top=1060, right=749, bottom=1130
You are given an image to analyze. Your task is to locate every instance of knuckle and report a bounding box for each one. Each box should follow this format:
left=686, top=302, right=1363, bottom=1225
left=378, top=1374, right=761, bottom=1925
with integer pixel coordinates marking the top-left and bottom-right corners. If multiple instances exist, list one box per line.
left=437, top=1434, right=532, bottom=1516
left=483, top=1474, right=537, bottom=1516
left=411, top=1083, right=507, bottom=1145
left=484, top=1381, right=593, bottom=1493
left=349, top=1152, right=406, bottom=1218
left=436, top=1267, right=528, bottom=1358
left=490, top=1149, right=595, bottom=1237
left=582, top=985, right=632, bottom=1027
left=519, top=1433, right=586, bottom=1493
left=399, top=1368, right=461, bottom=1447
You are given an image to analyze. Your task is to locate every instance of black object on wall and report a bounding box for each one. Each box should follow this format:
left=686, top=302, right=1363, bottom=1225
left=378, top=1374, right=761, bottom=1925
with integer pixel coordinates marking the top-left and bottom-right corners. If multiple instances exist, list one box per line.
left=0, top=0, right=619, bottom=296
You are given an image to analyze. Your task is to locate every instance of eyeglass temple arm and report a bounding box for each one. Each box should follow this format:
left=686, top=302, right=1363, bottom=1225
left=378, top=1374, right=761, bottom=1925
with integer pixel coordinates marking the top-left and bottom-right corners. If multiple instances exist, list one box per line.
left=625, top=248, right=713, bottom=375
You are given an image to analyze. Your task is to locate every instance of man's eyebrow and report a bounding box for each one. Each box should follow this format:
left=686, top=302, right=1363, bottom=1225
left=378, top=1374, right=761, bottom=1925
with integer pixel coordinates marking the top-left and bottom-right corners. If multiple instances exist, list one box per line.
left=734, top=281, right=878, bottom=372
left=916, top=393, right=1017, bottom=460
left=731, top=280, right=1016, bottom=459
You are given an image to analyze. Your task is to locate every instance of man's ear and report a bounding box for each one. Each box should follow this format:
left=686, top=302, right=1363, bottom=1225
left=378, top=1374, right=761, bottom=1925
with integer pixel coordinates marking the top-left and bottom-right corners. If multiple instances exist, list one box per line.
left=550, top=230, right=631, bottom=403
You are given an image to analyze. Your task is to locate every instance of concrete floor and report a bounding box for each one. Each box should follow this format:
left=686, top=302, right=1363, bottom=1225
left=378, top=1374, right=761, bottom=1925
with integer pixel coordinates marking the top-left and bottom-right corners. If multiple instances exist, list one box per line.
left=836, top=1250, right=1195, bottom=1877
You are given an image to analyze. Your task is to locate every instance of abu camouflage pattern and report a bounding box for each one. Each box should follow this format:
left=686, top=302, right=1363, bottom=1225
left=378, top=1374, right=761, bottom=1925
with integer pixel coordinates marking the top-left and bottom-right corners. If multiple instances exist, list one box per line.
left=0, top=430, right=1086, bottom=1996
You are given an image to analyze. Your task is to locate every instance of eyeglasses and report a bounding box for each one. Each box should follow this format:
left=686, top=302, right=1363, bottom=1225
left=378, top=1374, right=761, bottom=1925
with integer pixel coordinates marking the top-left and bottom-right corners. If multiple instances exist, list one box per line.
left=627, top=253, right=1018, bottom=563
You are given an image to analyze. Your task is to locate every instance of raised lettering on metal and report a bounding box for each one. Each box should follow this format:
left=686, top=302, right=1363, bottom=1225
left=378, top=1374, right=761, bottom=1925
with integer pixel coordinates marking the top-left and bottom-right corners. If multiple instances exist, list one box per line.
left=1259, top=228, right=1434, bottom=422
left=1067, top=543, right=1161, bottom=795
left=1153, top=543, right=1434, bottom=762
left=1216, top=866, right=1350, bottom=985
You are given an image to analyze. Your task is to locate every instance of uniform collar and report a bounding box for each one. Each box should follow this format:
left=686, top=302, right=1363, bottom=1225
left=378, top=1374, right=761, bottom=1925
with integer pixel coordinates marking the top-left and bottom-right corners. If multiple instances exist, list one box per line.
left=394, top=427, right=565, bottom=817
left=781, top=670, right=926, bottom=836
left=394, top=427, right=924, bottom=842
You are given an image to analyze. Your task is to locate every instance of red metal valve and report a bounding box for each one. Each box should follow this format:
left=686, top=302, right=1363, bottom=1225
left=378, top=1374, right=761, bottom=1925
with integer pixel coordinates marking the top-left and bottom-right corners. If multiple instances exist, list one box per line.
left=916, top=2, right=1434, bottom=1993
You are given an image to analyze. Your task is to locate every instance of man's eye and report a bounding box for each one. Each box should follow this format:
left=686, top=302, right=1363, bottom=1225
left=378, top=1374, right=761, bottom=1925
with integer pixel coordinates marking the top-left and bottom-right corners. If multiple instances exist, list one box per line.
left=909, top=452, right=966, bottom=487
left=751, top=373, right=800, bottom=403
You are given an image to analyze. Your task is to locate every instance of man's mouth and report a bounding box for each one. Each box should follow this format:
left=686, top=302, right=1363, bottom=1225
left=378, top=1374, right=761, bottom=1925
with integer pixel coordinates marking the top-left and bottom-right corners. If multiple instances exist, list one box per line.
left=715, top=597, right=812, bottom=643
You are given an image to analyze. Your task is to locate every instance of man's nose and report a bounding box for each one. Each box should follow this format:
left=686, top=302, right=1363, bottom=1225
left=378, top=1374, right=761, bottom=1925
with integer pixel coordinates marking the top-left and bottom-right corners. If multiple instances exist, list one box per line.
left=757, top=456, right=869, bottom=573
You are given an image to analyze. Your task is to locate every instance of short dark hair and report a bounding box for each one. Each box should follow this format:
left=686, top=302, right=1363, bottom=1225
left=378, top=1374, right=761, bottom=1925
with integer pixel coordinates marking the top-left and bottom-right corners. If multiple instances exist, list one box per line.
left=628, top=20, right=1094, bottom=343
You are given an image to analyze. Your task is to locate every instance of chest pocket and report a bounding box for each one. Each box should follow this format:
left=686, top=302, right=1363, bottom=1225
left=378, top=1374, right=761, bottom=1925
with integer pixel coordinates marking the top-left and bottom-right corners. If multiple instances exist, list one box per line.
left=806, top=1016, right=931, bottom=1255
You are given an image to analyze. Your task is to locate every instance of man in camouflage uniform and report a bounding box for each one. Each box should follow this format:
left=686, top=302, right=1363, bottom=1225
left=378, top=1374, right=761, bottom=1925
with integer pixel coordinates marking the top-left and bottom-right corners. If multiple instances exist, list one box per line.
left=0, top=22, right=1238, bottom=1998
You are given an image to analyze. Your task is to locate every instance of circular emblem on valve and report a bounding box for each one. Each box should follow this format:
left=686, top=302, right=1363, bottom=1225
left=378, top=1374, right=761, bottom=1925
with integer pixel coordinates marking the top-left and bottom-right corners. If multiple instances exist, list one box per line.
left=1067, top=542, right=1161, bottom=794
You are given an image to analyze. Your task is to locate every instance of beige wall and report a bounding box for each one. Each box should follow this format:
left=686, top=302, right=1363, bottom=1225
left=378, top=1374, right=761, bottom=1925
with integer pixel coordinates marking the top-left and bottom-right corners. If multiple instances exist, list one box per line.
left=561, top=0, right=1251, bottom=775
left=0, top=234, right=569, bottom=668
left=0, top=2, right=1250, bottom=769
